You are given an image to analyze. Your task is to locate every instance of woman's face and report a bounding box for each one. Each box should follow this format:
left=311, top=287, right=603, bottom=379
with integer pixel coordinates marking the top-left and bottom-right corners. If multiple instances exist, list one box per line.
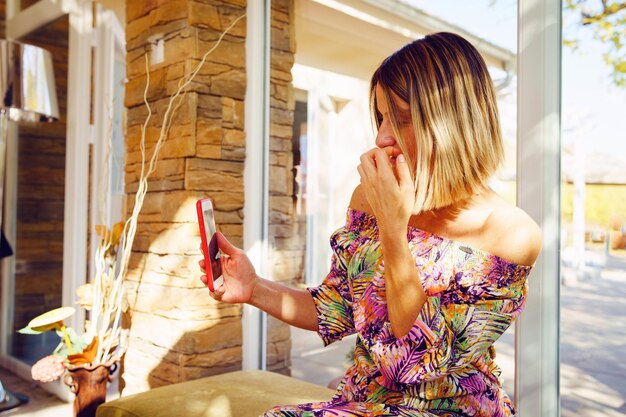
left=374, top=84, right=414, bottom=159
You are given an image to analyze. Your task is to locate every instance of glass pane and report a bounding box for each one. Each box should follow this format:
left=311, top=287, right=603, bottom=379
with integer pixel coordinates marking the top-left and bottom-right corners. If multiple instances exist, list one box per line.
left=406, top=4, right=520, bottom=400
left=7, top=16, right=69, bottom=364
left=266, top=0, right=371, bottom=381
left=560, top=1, right=626, bottom=415
left=266, top=0, right=522, bottom=402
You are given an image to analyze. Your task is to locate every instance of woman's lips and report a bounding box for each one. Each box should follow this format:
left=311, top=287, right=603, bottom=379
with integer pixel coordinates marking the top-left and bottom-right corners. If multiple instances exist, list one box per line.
left=380, top=146, right=402, bottom=157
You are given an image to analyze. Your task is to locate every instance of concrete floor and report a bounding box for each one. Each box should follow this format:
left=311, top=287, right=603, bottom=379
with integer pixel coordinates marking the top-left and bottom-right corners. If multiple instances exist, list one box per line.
left=559, top=265, right=626, bottom=417
left=0, top=369, right=71, bottom=416
left=290, top=326, right=356, bottom=389
left=2, top=260, right=625, bottom=417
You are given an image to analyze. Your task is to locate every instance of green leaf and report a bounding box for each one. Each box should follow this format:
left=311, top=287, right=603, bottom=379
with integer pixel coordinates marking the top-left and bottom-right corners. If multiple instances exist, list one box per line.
left=52, top=340, right=64, bottom=352
left=55, top=344, right=70, bottom=358
left=55, top=331, right=88, bottom=358
left=18, top=326, right=44, bottom=335
left=615, top=61, right=626, bottom=73
left=52, top=327, right=89, bottom=357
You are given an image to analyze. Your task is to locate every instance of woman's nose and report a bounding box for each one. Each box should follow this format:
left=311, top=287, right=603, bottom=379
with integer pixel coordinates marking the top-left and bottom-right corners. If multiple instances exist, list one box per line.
left=375, top=123, right=396, bottom=148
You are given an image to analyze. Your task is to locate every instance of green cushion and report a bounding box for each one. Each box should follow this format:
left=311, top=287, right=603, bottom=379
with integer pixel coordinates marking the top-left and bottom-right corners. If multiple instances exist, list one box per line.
left=96, top=370, right=335, bottom=417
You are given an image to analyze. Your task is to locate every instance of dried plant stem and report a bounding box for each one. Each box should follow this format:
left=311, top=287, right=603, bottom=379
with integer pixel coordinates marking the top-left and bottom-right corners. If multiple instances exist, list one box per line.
left=93, top=13, right=246, bottom=365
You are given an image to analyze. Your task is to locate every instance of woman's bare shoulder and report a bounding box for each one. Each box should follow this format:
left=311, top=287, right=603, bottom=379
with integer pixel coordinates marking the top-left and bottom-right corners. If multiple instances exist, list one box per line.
left=348, top=184, right=372, bottom=214
left=484, top=204, right=542, bottom=267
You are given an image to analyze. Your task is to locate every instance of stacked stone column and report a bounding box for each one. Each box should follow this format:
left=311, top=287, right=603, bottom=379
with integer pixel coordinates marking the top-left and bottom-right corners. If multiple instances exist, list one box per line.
left=123, top=0, right=296, bottom=392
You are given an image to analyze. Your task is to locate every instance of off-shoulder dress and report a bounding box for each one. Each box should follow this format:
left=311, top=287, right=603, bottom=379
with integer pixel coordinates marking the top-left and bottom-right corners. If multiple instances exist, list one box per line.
left=263, top=208, right=532, bottom=417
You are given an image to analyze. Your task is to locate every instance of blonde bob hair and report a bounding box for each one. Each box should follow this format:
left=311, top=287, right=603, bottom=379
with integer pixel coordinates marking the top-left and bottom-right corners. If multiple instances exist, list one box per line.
left=370, top=32, right=504, bottom=213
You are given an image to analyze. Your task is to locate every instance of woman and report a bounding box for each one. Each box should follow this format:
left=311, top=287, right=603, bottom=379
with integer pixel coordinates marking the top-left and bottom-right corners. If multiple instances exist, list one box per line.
left=200, top=32, right=541, bottom=417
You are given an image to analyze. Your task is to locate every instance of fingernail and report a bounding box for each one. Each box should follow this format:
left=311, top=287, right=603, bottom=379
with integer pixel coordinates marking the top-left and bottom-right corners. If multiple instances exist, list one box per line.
left=397, top=154, right=406, bottom=163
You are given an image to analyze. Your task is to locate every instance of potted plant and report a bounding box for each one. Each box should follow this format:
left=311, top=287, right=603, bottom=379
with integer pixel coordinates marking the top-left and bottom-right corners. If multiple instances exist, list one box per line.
left=19, top=222, right=127, bottom=417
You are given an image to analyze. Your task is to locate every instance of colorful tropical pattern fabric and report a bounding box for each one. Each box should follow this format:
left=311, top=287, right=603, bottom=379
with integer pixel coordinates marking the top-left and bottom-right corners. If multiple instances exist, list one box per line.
left=263, top=208, right=532, bottom=417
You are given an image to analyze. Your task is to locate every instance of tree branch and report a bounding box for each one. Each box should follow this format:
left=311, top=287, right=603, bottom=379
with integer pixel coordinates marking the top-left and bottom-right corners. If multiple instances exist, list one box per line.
left=581, top=1, right=626, bottom=25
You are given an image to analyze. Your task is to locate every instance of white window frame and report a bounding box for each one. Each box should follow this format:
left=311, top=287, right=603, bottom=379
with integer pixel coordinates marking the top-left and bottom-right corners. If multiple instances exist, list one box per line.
left=304, top=89, right=337, bottom=287
left=0, top=0, right=93, bottom=401
left=242, top=0, right=271, bottom=370
left=515, top=0, right=561, bottom=416
left=89, top=5, right=126, bottom=283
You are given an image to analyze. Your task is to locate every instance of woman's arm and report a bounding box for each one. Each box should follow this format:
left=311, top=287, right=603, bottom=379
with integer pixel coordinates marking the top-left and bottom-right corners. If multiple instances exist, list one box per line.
left=248, top=277, right=319, bottom=331
left=200, top=232, right=319, bottom=331
left=378, top=226, right=427, bottom=338
left=356, top=149, right=426, bottom=338
left=349, top=182, right=425, bottom=338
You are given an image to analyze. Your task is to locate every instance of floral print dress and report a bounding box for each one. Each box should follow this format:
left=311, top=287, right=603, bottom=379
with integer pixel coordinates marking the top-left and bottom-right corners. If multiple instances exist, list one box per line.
left=263, top=208, right=532, bottom=417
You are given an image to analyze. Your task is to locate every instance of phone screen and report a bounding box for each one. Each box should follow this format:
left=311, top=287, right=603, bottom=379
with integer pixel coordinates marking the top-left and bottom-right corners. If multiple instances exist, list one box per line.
left=202, top=202, right=222, bottom=282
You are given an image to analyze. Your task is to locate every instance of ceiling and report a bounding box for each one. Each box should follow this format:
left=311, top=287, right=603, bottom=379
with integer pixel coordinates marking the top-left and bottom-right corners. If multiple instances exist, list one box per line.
left=294, top=0, right=515, bottom=81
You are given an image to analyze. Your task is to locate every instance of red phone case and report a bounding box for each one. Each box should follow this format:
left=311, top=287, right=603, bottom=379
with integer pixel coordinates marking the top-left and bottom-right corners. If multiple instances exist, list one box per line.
left=196, top=198, right=217, bottom=291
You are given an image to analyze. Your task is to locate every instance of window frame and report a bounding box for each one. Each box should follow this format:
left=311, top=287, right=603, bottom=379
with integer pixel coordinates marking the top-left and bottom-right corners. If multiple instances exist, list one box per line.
left=515, top=0, right=562, bottom=416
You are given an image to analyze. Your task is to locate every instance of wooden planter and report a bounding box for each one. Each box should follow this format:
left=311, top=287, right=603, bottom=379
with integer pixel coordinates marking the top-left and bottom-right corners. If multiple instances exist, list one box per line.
left=64, top=360, right=117, bottom=417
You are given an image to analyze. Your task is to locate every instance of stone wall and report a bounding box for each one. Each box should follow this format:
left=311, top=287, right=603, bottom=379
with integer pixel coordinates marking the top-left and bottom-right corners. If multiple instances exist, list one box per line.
left=122, top=0, right=297, bottom=392
left=122, top=0, right=247, bottom=393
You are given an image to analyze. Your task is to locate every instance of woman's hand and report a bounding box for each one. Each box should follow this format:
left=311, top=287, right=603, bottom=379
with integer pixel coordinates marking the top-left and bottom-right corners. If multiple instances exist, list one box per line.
left=359, top=147, right=427, bottom=338
left=199, top=232, right=259, bottom=304
left=357, top=147, right=415, bottom=234
left=199, top=233, right=319, bottom=331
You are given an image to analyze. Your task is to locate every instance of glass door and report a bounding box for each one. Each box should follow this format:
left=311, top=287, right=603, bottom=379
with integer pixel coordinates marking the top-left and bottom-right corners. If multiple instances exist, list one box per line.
left=4, top=15, right=71, bottom=366
left=246, top=2, right=562, bottom=415
left=402, top=0, right=522, bottom=397
left=260, top=0, right=531, bottom=396
left=559, top=0, right=626, bottom=415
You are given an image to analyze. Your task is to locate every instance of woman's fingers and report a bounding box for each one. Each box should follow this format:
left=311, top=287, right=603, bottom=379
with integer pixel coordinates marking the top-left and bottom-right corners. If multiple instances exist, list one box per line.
left=216, top=232, right=239, bottom=256
left=209, top=285, right=224, bottom=301
left=394, top=154, right=413, bottom=190
left=359, top=148, right=398, bottom=186
left=357, top=164, right=366, bottom=183
left=372, top=148, right=394, bottom=179
left=359, top=153, right=375, bottom=179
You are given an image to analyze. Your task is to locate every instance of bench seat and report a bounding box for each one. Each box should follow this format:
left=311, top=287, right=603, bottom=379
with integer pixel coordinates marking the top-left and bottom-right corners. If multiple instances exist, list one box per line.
left=96, top=370, right=335, bottom=417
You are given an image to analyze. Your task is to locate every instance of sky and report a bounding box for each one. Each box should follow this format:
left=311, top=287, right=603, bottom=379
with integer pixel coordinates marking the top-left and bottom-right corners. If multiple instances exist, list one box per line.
left=406, top=0, right=626, bottom=161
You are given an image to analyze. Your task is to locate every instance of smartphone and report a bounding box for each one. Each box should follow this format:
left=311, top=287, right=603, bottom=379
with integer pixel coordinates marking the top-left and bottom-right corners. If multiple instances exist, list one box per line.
left=196, top=198, right=223, bottom=292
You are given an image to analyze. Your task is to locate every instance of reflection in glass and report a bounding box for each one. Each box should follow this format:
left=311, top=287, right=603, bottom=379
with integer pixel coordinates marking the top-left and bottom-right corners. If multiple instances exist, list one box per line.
left=6, top=18, right=66, bottom=365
